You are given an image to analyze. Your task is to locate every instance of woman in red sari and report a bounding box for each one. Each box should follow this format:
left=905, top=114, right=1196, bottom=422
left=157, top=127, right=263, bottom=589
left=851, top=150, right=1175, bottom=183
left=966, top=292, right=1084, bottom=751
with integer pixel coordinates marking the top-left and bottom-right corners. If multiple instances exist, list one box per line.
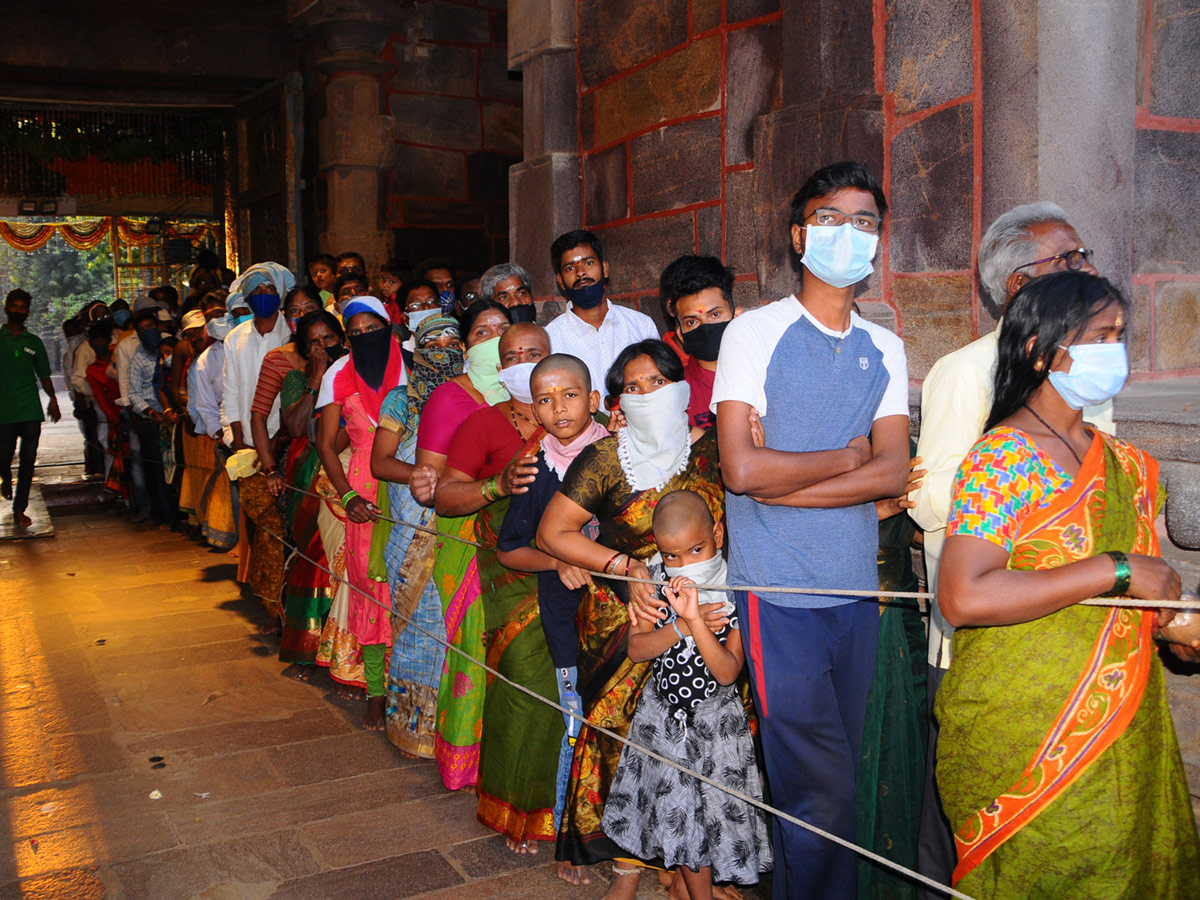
left=937, top=271, right=1200, bottom=899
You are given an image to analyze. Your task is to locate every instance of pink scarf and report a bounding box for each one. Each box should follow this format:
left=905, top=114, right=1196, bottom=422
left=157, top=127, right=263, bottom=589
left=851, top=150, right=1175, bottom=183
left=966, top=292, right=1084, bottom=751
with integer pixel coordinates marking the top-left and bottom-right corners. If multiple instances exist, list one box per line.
left=543, top=419, right=610, bottom=480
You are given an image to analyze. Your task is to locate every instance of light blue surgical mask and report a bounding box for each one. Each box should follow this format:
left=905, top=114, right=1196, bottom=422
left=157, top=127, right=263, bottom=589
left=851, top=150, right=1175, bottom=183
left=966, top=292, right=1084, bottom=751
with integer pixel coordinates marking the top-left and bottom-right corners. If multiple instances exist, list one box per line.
left=232, top=313, right=253, bottom=328
left=801, top=223, right=879, bottom=288
left=1047, top=342, right=1128, bottom=409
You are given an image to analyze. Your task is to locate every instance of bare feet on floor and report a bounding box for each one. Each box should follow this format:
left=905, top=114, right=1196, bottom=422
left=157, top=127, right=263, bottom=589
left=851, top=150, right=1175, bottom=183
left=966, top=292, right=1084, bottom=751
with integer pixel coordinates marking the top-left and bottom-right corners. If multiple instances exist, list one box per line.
left=712, top=884, right=742, bottom=900
left=14, top=511, right=32, bottom=528
left=257, top=620, right=281, bottom=636
left=504, top=836, right=539, bottom=855
left=334, top=684, right=361, bottom=702
left=600, top=863, right=640, bottom=900
left=555, top=861, right=592, bottom=886
left=281, top=663, right=313, bottom=682
left=361, top=695, right=386, bottom=731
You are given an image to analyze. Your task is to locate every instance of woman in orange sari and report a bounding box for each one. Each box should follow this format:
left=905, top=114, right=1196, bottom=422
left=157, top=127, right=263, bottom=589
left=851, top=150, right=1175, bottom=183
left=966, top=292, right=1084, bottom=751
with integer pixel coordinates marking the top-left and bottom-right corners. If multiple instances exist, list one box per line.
left=937, top=272, right=1200, bottom=899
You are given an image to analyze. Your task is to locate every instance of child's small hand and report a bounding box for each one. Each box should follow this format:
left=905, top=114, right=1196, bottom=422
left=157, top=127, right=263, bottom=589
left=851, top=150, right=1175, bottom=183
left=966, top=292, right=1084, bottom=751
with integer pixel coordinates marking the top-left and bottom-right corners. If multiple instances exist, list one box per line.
left=664, top=576, right=701, bottom=623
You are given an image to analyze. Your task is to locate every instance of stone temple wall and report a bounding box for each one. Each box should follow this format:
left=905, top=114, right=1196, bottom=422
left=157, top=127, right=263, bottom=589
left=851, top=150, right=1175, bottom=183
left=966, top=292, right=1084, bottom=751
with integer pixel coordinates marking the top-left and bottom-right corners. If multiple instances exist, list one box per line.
left=383, top=0, right=523, bottom=270
left=508, top=0, right=1200, bottom=379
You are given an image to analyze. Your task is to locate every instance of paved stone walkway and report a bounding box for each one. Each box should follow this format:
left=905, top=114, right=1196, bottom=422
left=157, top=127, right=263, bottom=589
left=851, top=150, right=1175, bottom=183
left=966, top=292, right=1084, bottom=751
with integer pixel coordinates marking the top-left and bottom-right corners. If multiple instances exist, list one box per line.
left=0, top=509, right=648, bottom=900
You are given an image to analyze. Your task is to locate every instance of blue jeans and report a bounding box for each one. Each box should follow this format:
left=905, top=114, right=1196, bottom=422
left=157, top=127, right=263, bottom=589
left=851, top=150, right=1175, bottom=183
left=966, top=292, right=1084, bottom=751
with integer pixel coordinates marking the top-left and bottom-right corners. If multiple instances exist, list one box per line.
left=122, top=409, right=150, bottom=512
left=552, top=665, right=582, bottom=831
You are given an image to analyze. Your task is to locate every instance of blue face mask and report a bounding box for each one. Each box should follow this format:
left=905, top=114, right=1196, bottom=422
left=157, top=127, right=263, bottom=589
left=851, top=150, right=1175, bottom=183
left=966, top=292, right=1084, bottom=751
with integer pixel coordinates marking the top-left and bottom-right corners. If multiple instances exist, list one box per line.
left=112, top=309, right=132, bottom=328
left=801, top=223, right=879, bottom=289
left=248, top=292, right=281, bottom=319
left=138, top=327, right=163, bottom=353
left=1047, top=343, right=1128, bottom=409
left=232, top=313, right=253, bottom=328
left=438, top=290, right=456, bottom=314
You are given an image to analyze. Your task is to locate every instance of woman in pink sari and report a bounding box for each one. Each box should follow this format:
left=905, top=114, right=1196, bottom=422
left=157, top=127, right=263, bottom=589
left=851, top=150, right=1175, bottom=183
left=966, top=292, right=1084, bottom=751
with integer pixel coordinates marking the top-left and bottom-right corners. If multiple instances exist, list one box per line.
left=316, top=296, right=406, bottom=730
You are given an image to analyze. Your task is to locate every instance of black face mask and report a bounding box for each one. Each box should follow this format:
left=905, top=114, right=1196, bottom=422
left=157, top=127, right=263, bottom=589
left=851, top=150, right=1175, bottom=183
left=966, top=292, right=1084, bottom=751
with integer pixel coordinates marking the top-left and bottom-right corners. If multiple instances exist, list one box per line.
left=508, top=303, right=537, bottom=324
left=562, top=278, right=606, bottom=310
left=680, top=320, right=729, bottom=362
left=7, top=311, right=27, bottom=328
left=323, top=344, right=347, bottom=363
left=348, top=328, right=392, bottom=389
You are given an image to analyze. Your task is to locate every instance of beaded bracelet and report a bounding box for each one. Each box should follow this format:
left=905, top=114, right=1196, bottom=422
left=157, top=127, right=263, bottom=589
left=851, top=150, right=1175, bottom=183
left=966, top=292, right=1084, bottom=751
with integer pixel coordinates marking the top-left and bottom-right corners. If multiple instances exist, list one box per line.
left=341, top=490, right=360, bottom=508
left=1103, top=550, right=1132, bottom=596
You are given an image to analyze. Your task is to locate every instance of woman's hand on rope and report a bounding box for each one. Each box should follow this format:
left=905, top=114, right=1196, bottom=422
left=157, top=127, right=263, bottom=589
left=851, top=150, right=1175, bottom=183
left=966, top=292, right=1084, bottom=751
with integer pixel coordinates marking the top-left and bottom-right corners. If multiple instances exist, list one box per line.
left=498, top=454, right=539, bottom=498
left=1127, top=554, right=1181, bottom=606
left=410, top=464, right=438, bottom=506
left=555, top=560, right=593, bottom=591
left=625, top=558, right=665, bottom=627
left=1154, top=607, right=1200, bottom=664
left=345, top=494, right=378, bottom=524
left=265, top=470, right=285, bottom=498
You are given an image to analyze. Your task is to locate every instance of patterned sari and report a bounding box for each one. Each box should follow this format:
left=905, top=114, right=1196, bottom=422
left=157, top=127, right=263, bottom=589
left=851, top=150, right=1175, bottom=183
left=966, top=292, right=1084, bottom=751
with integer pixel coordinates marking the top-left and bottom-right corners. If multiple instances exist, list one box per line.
left=557, top=430, right=723, bottom=865
left=372, top=384, right=448, bottom=759
left=937, top=428, right=1200, bottom=898
left=278, top=369, right=334, bottom=666
left=433, top=510, right=486, bottom=788
left=474, top=429, right=563, bottom=846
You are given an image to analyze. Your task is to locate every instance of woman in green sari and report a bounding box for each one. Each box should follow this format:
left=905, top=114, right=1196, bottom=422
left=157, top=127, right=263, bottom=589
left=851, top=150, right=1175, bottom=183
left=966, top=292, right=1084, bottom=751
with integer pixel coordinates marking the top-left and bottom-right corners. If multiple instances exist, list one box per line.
left=937, top=272, right=1199, bottom=899
left=408, top=299, right=513, bottom=790
left=433, top=323, right=559, bottom=851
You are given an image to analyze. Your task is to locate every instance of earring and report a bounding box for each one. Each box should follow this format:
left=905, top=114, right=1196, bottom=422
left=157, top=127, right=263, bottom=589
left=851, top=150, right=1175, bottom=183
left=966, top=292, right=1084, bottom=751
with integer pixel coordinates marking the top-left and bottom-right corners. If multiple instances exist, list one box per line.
left=1033, top=359, right=1045, bottom=372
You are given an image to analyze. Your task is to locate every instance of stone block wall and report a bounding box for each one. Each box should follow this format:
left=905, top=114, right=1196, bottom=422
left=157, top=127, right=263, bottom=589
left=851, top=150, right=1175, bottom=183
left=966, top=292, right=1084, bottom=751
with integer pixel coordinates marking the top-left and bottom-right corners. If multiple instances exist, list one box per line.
left=571, top=1, right=783, bottom=317
left=508, top=0, right=1200, bottom=379
left=382, top=0, right=522, bottom=271
left=1134, top=0, right=1200, bottom=377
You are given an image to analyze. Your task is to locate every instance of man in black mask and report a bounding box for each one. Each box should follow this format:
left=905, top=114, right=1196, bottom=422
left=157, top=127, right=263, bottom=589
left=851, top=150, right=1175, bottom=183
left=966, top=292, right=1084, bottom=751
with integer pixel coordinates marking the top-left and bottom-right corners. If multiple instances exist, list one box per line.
left=659, top=255, right=741, bottom=429
left=480, top=262, right=537, bottom=323
left=544, top=229, right=658, bottom=403
left=0, top=289, right=60, bottom=528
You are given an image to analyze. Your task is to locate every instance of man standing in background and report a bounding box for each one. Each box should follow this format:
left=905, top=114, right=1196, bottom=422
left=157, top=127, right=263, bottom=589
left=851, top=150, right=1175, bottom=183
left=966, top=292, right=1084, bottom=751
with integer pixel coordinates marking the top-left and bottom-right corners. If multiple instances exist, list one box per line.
left=0, top=288, right=61, bottom=528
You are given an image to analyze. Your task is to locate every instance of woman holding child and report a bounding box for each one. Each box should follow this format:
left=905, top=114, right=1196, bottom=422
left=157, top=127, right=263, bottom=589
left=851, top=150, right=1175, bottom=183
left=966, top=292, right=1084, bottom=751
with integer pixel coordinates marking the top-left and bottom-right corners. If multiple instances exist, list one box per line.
left=537, top=338, right=725, bottom=895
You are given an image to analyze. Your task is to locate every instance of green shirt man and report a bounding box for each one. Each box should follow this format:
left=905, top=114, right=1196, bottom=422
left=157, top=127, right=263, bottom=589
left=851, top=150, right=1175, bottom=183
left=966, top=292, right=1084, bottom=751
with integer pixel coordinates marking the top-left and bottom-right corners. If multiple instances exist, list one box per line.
left=1, top=289, right=60, bottom=527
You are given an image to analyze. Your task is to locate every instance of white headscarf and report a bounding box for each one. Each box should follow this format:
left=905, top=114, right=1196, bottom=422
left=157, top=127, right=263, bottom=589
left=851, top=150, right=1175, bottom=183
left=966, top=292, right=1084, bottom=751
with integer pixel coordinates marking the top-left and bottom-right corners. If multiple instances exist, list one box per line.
left=615, top=380, right=692, bottom=491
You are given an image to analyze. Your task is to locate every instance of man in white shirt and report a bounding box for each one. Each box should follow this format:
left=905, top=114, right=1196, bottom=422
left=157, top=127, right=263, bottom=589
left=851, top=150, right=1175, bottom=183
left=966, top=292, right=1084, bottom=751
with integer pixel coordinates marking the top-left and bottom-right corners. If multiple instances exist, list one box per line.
left=220, top=262, right=295, bottom=450
left=544, top=229, right=659, bottom=402
left=910, top=201, right=1110, bottom=894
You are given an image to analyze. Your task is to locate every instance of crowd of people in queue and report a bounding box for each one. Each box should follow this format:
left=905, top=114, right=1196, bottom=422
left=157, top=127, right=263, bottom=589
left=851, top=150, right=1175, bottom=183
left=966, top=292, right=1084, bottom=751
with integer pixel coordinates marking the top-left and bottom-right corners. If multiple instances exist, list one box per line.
left=3, top=162, right=1199, bottom=900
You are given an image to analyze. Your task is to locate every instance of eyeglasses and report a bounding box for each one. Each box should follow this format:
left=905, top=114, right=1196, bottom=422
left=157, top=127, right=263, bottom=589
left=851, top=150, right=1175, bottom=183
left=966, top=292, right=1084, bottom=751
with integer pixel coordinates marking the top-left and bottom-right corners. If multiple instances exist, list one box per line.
left=806, top=208, right=882, bottom=234
left=1012, top=247, right=1094, bottom=274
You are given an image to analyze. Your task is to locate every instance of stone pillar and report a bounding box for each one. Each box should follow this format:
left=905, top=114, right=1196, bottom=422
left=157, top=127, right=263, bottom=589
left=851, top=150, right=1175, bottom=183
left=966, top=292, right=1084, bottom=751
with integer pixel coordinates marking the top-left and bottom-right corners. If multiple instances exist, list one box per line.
left=507, top=0, right=581, bottom=299
left=294, top=2, right=396, bottom=271
left=982, top=0, right=1137, bottom=297
left=752, top=0, right=884, bottom=302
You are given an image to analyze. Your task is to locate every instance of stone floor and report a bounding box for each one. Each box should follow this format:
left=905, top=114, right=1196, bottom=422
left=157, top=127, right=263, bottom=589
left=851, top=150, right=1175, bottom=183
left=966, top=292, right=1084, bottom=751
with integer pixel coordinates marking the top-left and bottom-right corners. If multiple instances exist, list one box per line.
left=0, top=509, right=653, bottom=900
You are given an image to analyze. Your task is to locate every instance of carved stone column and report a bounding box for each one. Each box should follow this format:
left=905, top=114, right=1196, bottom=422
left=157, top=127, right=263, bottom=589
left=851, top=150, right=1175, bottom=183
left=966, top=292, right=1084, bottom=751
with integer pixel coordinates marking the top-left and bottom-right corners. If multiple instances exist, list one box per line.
left=507, top=0, right=581, bottom=300
left=293, top=2, right=396, bottom=271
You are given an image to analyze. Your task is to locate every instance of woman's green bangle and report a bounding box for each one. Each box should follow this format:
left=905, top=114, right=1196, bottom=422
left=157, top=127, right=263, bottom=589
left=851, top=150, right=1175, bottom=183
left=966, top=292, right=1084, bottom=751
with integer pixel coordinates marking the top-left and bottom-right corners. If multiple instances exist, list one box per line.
left=341, top=490, right=360, bottom=508
left=483, top=475, right=500, bottom=502
left=1104, top=550, right=1132, bottom=596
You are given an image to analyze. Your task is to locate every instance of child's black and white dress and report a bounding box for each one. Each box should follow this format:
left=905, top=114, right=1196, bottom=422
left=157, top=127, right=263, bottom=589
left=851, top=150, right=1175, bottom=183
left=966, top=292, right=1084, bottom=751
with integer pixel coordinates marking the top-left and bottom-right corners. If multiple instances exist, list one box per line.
left=600, top=557, right=772, bottom=883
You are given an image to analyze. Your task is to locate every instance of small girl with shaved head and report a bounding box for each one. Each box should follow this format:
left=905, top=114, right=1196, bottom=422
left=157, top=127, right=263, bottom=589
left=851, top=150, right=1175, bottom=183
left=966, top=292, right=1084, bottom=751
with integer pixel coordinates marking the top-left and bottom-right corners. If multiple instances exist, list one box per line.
left=601, top=489, right=771, bottom=898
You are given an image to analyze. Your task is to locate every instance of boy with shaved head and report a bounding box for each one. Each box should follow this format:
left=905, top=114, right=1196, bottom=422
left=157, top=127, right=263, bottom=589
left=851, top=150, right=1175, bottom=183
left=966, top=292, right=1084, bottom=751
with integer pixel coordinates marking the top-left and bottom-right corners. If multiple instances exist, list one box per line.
left=496, top=353, right=609, bottom=876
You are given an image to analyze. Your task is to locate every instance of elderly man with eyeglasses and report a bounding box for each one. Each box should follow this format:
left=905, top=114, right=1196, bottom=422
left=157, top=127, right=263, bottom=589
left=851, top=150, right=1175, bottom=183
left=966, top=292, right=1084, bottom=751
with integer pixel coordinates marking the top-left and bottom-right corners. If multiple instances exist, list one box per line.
left=909, top=201, right=1112, bottom=896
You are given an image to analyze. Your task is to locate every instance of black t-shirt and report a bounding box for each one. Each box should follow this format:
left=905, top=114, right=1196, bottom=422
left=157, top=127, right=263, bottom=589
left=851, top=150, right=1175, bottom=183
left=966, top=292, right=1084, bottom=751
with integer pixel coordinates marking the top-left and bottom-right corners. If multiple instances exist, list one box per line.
left=497, top=453, right=585, bottom=669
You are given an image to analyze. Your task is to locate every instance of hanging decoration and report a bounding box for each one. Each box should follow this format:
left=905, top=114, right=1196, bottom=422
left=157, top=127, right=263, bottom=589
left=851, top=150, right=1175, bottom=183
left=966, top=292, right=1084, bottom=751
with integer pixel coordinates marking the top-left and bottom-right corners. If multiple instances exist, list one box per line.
left=0, top=217, right=220, bottom=253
